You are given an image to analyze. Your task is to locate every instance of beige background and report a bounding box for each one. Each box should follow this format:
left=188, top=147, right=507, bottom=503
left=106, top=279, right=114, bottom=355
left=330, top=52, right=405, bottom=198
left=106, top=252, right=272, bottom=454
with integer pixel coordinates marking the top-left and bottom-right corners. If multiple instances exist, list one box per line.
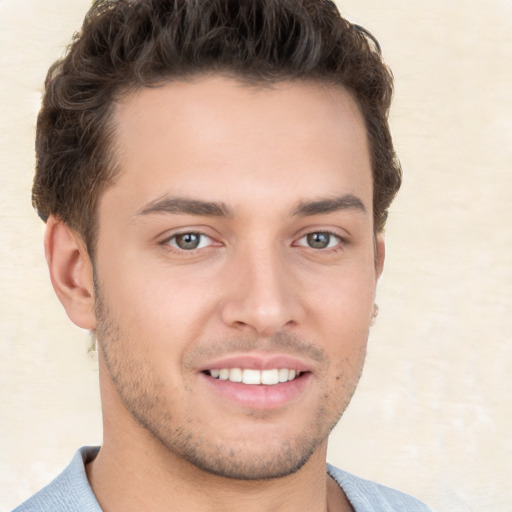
left=1, top=1, right=510, bottom=510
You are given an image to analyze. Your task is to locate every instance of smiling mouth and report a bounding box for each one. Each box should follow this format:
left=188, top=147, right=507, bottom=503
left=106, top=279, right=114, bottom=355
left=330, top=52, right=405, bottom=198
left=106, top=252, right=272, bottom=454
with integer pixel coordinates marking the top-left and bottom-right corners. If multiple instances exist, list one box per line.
left=205, top=368, right=304, bottom=385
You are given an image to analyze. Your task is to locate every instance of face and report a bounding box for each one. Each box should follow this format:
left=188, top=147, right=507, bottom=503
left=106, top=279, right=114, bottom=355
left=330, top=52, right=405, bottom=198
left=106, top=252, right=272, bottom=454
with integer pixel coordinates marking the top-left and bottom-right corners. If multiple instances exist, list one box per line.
left=92, top=76, right=382, bottom=479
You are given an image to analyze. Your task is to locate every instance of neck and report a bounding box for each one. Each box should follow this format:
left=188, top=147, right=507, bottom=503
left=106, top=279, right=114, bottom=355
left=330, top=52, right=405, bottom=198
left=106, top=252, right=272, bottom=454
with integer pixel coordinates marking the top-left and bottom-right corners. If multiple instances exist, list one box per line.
left=87, top=435, right=338, bottom=512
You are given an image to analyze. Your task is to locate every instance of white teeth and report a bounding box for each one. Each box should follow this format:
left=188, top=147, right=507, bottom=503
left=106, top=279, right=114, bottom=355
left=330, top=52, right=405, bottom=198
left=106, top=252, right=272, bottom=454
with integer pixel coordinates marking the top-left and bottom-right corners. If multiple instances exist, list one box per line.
left=229, top=368, right=243, bottom=383
left=261, top=369, right=279, bottom=385
left=242, top=369, right=261, bottom=385
left=278, top=368, right=289, bottom=383
left=208, top=368, right=301, bottom=385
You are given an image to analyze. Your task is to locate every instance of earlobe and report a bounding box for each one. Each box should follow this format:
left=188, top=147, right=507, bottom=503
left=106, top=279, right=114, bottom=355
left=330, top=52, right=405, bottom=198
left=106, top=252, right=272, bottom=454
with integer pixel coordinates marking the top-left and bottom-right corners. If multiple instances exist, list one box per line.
left=44, top=216, right=97, bottom=330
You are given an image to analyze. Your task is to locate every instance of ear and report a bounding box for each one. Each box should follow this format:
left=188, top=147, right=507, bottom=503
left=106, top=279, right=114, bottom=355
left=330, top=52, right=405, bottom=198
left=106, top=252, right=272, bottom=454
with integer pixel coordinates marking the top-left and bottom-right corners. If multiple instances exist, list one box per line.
left=44, top=216, right=97, bottom=330
left=374, top=233, right=385, bottom=280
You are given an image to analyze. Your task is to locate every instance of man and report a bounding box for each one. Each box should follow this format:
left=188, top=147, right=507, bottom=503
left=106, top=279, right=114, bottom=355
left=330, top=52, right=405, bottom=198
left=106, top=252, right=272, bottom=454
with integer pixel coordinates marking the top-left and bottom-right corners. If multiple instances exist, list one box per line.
left=13, top=0, right=433, bottom=511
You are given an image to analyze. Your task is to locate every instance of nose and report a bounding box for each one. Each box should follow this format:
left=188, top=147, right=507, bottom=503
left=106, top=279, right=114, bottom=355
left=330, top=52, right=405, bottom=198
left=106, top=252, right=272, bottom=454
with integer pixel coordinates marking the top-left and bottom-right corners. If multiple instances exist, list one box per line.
left=219, top=245, right=305, bottom=337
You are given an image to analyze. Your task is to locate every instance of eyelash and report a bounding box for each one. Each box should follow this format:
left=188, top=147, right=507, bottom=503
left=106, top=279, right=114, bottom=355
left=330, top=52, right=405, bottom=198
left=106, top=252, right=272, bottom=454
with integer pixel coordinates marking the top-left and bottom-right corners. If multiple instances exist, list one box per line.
left=294, top=231, right=346, bottom=251
left=162, top=232, right=215, bottom=252
left=161, top=230, right=347, bottom=254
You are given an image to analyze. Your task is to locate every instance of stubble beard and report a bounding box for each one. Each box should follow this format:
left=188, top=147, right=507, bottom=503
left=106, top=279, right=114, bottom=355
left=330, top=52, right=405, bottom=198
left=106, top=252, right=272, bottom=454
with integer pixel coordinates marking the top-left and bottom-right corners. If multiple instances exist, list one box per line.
left=94, top=289, right=366, bottom=481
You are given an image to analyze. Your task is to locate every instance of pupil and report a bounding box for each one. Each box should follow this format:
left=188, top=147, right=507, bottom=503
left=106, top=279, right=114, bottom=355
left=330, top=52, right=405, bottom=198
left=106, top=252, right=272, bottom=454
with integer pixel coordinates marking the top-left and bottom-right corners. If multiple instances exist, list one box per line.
left=307, top=232, right=329, bottom=249
left=177, top=233, right=200, bottom=250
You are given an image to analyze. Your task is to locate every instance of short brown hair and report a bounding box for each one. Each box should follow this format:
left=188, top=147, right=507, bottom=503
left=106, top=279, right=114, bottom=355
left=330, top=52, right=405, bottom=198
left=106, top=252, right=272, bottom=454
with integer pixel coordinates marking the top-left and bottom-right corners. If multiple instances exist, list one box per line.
left=33, top=0, right=401, bottom=252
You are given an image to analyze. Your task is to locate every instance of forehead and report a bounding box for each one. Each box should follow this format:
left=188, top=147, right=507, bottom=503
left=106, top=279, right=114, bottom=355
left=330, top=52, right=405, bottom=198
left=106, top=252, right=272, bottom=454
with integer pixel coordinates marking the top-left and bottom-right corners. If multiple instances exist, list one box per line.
left=106, top=76, right=372, bottom=217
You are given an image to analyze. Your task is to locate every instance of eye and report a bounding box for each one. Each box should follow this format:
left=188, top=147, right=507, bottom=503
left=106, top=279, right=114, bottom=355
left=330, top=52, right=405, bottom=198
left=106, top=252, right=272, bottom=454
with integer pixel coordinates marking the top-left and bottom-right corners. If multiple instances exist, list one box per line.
left=296, top=232, right=341, bottom=250
left=166, top=232, right=213, bottom=251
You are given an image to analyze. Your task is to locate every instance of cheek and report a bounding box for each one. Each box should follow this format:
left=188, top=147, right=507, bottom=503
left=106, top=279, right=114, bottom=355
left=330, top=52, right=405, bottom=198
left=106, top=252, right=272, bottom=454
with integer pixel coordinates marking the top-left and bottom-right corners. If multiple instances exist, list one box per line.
left=96, top=254, right=221, bottom=358
left=310, top=269, right=375, bottom=362
left=313, top=270, right=376, bottom=328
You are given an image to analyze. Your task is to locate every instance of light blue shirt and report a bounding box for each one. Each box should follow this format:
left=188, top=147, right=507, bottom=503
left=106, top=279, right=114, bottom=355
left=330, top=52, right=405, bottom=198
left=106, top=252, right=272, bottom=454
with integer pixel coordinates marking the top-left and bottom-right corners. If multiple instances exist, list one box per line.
left=13, top=447, right=434, bottom=511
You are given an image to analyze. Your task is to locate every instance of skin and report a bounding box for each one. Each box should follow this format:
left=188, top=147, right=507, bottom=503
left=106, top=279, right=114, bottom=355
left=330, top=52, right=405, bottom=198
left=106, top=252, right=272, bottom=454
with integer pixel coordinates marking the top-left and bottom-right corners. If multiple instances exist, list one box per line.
left=45, top=76, right=384, bottom=512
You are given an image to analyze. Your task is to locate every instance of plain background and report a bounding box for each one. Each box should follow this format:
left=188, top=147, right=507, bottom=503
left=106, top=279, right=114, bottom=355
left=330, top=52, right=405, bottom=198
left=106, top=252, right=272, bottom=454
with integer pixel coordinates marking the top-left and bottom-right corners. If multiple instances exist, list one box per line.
left=1, top=1, right=510, bottom=510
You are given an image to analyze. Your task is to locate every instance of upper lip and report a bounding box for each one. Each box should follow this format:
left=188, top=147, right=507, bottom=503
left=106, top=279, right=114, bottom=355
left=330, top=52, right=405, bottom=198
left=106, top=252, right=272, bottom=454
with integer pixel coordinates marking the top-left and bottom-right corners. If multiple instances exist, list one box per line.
left=198, top=353, right=312, bottom=373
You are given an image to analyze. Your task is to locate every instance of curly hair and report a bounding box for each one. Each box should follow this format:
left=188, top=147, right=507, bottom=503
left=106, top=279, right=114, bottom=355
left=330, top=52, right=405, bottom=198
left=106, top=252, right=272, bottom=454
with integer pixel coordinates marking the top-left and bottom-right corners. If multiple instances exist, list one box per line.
left=33, top=0, right=401, bottom=252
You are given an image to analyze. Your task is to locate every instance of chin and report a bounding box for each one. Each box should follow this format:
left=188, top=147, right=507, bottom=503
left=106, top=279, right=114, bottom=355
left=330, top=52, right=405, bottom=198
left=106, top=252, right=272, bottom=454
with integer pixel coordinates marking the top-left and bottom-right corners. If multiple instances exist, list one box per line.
left=145, top=407, right=340, bottom=481
left=164, top=435, right=321, bottom=480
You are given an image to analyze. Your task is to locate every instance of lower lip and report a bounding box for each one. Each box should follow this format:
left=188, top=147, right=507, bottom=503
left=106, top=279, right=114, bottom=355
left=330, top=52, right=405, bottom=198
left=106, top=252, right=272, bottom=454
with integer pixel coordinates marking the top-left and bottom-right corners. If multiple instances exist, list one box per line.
left=200, top=372, right=311, bottom=410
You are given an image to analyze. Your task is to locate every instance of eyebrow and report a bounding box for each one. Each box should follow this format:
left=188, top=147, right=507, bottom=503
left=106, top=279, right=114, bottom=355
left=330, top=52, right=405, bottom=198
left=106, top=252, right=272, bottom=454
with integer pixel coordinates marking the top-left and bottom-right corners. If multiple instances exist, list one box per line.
left=136, top=196, right=233, bottom=217
left=292, top=194, right=367, bottom=216
left=135, top=193, right=366, bottom=219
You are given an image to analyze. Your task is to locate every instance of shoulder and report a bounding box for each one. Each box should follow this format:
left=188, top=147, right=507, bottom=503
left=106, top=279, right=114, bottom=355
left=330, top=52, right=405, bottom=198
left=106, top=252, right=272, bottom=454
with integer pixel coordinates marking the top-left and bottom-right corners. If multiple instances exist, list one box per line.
left=11, top=447, right=102, bottom=512
left=327, top=464, right=435, bottom=512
